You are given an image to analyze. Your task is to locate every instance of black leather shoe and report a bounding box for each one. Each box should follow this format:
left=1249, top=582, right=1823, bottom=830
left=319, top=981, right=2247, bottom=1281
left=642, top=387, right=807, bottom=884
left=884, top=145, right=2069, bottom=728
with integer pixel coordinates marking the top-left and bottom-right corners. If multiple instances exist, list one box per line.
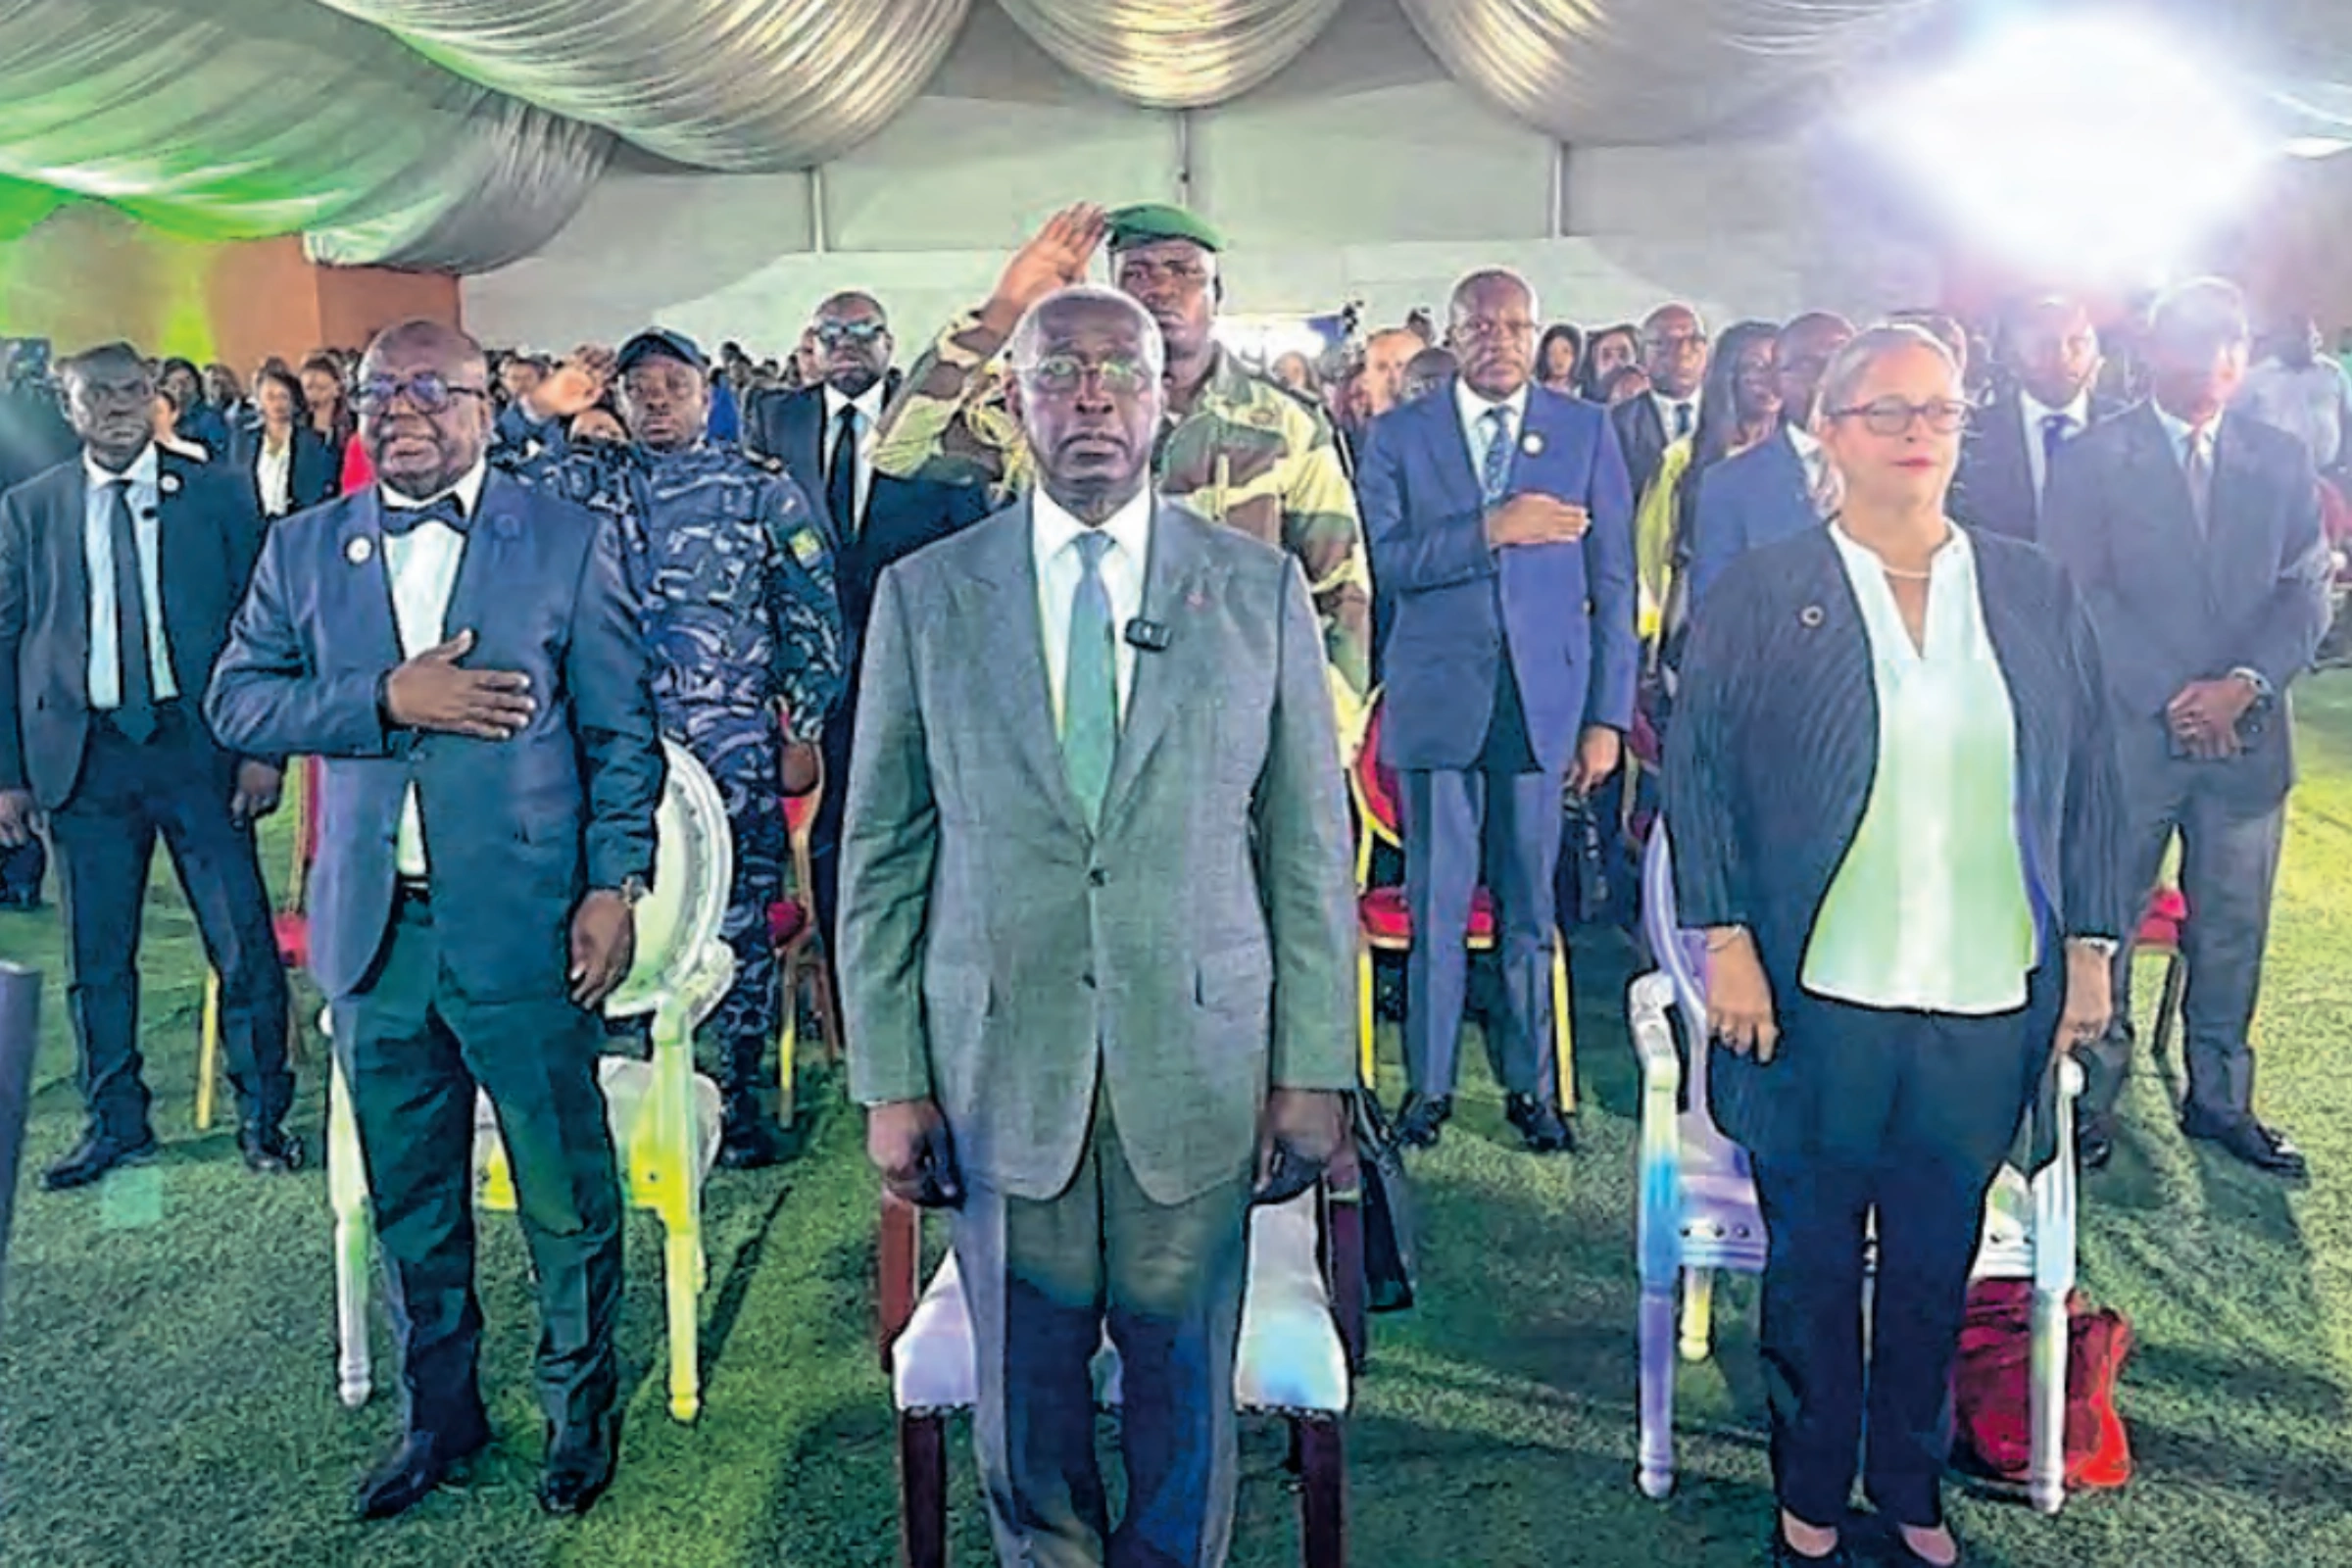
left=2184, top=1113, right=2308, bottom=1178
left=1503, top=1093, right=1576, bottom=1154
left=1393, top=1094, right=1451, bottom=1150
left=717, top=1102, right=801, bottom=1170
left=237, top=1122, right=306, bottom=1175
left=2077, top=1120, right=2115, bottom=1172
left=41, top=1128, right=159, bottom=1191
left=536, top=1416, right=619, bottom=1517
left=355, top=1424, right=490, bottom=1520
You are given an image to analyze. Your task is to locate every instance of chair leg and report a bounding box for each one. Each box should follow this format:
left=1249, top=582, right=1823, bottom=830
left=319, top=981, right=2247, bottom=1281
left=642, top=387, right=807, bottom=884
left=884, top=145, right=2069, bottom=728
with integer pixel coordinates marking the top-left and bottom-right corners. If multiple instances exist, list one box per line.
left=1549, top=932, right=1575, bottom=1109
left=1638, top=1272, right=1678, bottom=1498
left=195, top=970, right=221, bottom=1132
left=1356, top=942, right=1376, bottom=1092
left=2029, top=1282, right=2068, bottom=1514
left=1295, top=1415, right=1348, bottom=1568
left=899, top=1411, right=949, bottom=1568
left=325, top=1061, right=373, bottom=1408
left=1678, top=1267, right=1715, bottom=1363
left=2153, top=952, right=2186, bottom=1085
left=812, top=953, right=844, bottom=1065
left=778, top=949, right=802, bottom=1125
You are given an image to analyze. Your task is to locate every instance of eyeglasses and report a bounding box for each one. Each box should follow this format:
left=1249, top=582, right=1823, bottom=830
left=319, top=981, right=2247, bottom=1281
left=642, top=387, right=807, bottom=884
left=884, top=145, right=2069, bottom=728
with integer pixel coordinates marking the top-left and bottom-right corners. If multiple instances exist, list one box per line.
left=812, top=319, right=887, bottom=347
left=1019, top=355, right=1153, bottom=395
left=1454, top=316, right=1537, bottom=343
left=1827, top=398, right=1971, bottom=436
left=356, top=372, right=491, bottom=416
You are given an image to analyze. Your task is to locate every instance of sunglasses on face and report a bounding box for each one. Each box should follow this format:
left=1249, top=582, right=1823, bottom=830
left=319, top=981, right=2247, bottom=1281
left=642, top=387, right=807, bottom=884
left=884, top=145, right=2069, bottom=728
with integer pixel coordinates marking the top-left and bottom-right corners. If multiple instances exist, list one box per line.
left=1021, top=355, right=1153, bottom=395
left=1829, top=398, right=1972, bottom=436
left=356, top=372, right=491, bottom=416
left=813, top=320, right=887, bottom=348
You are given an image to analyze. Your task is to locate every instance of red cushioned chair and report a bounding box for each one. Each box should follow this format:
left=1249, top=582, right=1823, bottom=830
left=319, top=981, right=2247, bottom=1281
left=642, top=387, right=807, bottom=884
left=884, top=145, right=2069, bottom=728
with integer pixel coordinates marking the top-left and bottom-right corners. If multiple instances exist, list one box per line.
left=198, top=757, right=319, bottom=1130
left=767, top=755, right=842, bottom=1123
left=1348, top=690, right=1574, bottom=1096
left=2136, top=885, right=2188, bottom=1077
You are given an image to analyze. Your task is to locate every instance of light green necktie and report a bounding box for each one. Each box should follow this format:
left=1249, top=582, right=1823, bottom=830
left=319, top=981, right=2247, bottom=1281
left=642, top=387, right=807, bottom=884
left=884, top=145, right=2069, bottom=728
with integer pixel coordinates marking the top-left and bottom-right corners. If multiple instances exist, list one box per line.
left=1062, top=530, right=1117, bottom=825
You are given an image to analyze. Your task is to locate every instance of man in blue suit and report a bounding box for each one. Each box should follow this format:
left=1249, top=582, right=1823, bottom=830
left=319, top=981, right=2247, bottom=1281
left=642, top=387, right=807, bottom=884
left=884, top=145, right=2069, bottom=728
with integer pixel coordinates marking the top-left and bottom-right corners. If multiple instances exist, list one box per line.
left=1686, top=312, right=1853, bottom=612
left=1951, top=296, right=2122, bottom=543
left=2042, top=278, right=2332, bottom=1179
left=1360, top=269, right=1640, bottom=1152
left=207, top=319, right=663, bottom=1519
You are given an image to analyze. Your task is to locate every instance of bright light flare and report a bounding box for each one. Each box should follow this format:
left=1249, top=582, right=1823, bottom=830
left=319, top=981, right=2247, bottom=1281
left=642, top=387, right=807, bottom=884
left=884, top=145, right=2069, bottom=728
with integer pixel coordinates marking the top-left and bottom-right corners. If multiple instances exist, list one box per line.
left=1213, top=317, right=1330, bottom=368
left=1858, top=15, right=2273, bottom=281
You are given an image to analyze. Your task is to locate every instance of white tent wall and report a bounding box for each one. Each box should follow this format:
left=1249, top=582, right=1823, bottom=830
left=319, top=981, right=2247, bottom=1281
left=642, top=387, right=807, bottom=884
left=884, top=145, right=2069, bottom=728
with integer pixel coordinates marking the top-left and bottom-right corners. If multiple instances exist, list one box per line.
left=463, top=0, right=1938, bottom=355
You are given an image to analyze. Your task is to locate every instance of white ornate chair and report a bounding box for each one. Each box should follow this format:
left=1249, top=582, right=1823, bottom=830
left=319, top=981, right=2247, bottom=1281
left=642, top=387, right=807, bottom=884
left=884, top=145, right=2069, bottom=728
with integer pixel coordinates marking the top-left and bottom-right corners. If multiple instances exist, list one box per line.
left=327, top=739, right=736, bottom=1423
left=1631, top=824, right=2082, bottom=1514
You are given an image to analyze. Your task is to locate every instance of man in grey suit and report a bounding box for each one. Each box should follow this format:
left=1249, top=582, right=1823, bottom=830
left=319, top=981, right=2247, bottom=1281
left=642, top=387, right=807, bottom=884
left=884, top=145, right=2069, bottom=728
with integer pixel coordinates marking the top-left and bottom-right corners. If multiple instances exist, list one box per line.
left=842, top=285, right=1356, bottom=1568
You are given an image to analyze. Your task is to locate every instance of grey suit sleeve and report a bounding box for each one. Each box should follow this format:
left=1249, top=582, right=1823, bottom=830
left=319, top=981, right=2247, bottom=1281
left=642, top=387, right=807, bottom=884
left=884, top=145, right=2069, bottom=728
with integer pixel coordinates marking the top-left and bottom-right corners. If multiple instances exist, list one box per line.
left=0, top=498, right=27, bottom=792
left=1253, top=558, right=1359, bottom=1092
left=205, top=528, right=397, bottom=760
left=566, top=511, right=664, bottom=892
left=841, top=564, right=942, bottom=1105
left=1583, top=411, right=1641, bottom=732
left=2231, top=449, right=2332, bottom=693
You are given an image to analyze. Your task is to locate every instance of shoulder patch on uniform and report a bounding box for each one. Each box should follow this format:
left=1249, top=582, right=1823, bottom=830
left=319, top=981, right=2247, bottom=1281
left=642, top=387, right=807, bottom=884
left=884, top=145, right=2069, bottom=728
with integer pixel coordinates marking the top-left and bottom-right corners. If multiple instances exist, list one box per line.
left=745, top=448, right=784, bottom=474
left=787, top=525, right=827, bottom=565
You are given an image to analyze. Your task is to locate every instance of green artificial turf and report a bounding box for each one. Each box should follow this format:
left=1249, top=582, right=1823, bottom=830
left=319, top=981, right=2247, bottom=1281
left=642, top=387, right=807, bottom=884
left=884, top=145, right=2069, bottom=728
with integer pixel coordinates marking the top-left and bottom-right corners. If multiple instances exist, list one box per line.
left=1, top=678, right=2349, bottom=1566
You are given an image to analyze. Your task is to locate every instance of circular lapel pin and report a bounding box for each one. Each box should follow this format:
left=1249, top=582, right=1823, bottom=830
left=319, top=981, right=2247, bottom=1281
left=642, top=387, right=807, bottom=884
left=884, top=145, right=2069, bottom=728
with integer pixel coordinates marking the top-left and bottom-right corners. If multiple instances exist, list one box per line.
left=347, top=536, right=373, bottom=564
left=1521, top=431, right=1544, bottom=456
left=1798, top=605, right=1825, bottom=628
left=159, top=473, right=181, bottom=496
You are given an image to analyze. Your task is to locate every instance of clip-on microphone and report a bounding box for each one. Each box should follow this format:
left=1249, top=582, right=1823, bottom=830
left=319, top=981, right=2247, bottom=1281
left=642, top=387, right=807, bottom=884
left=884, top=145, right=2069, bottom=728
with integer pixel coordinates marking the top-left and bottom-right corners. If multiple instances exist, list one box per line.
left=1123, top=618, right=1172, bottom=653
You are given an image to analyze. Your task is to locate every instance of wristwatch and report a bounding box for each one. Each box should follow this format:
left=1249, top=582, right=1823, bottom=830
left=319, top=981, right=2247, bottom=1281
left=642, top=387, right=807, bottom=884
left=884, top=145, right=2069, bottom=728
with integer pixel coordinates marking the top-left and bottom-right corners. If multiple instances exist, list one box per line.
left=2229, top=665, right=2275, bottom=706
left=2069, top=935, right=2120, bottom=957
left=612, top=874, right=652, bottom=906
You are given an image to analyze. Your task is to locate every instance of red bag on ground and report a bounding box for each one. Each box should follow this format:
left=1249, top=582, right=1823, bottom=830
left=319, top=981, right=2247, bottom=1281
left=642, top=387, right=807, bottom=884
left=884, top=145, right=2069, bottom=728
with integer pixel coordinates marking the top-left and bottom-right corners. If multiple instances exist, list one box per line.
left=1951, top=1276, right=2134, bottom=1491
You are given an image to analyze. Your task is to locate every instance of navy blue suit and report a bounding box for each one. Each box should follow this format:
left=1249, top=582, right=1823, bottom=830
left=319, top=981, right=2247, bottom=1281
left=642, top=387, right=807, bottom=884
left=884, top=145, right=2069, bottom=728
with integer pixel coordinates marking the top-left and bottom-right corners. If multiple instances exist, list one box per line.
left=206, top=466, right=662, bottom=1446
left=1665, top=525, right=2125, bottom=1530
left=2040, top=402, right=2333, bottom=1130
left=1949, top=390, right=2123, bottom=543
left=1686, top=427, right=1820, bottom=612
left=226, top=422, right=337, bottom=519
left=1360, top=380, right=1637, bottom=1103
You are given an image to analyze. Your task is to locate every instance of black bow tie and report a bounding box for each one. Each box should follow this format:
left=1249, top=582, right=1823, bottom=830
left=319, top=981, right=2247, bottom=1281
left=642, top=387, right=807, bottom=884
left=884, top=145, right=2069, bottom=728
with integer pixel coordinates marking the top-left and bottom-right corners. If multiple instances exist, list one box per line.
left=380, top=495, right=469, bottom=538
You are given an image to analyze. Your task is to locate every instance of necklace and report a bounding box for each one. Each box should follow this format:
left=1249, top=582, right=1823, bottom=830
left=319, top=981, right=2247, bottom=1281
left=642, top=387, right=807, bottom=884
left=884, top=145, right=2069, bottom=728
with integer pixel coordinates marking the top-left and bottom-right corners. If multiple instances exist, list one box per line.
left=1880, top=563, right=1933, bottom=582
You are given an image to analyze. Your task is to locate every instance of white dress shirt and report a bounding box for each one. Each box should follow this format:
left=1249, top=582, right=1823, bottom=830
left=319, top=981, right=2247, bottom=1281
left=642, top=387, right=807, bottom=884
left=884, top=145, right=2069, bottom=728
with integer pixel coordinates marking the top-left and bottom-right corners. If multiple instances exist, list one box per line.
left=1804, top=523, right=2036, bottom=1013
left=1454, top=378, right=1532, bottom=492
left=1787, top=422, right=1833, bottom=514
left=2018, top=387, right=2093, bottom=507
left=382, top=462, right=488, bottom=877
left=82, top=445, right=177, bottom=710
left=1033, top=485, right=1152, bottom=733
left=255, top=430, right=294, bottom=517
left=822, top=380, right=888, bottom=526
left=2152, top=403, right=2223, bottom=479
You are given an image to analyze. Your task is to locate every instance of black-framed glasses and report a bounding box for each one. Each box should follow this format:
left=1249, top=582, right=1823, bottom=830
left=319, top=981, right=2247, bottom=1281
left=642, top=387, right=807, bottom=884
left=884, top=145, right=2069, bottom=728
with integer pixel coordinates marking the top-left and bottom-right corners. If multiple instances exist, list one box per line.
left=356, top=371, right=491, bottom=416
left=812, top=319, right=887, bottom=347
left=1020, top=354, right=1153, bottom=395
left=1827, top=397, right=1971, bottom=436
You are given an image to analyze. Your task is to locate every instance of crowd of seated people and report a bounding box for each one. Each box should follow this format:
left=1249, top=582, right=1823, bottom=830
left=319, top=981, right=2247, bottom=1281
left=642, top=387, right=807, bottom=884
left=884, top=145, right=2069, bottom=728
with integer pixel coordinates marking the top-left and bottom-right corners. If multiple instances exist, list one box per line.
left=0, top=213, right=2339, bottom=1563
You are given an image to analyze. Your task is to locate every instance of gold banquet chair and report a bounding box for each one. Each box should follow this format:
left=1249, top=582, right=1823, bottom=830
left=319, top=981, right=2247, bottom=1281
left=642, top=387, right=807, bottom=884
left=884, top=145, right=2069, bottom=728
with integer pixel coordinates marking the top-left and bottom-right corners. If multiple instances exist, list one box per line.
left=326, top=739, right=736, bottom=1422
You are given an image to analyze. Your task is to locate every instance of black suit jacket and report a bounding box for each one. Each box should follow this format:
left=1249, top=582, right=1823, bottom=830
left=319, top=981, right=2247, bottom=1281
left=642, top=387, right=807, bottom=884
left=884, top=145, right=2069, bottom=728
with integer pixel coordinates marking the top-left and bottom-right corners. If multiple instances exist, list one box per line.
left=2040, top=402, right=2332, bottom=807
left=1611, top=394, right=1675, bottom=503
left=1664, top=527, right=2128, bottom=1161
left=0, top=449, right=267, bottom=808
left=1950, top=390, right=2124, bottom=542
left=227, top=424, right=337, bottom=518
left=205, top=469, right=663, bottom=1003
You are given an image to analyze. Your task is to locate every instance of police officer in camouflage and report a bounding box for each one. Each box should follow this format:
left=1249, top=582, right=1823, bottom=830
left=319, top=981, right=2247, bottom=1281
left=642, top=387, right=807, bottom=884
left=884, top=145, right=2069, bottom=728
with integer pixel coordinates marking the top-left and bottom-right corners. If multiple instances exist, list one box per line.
left=500, top=329, right=845, bottom=1168
left=871, top=202, right=1374, bottom=699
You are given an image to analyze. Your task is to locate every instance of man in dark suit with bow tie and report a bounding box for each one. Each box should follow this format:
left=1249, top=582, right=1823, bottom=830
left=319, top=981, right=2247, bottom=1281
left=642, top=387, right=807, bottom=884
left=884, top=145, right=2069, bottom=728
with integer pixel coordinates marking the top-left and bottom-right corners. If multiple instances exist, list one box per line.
left=0, top=342, right=299, bottom=1189
left=1360, top=269, right=1640, bottom=1152
left=208, top=318, right=663, bottom=1519
left=745, top=290, right=988, bottom=946
left=1953, top=296, right=2121, bottom=542
left=2042, top=278, right=2333, bottom=1178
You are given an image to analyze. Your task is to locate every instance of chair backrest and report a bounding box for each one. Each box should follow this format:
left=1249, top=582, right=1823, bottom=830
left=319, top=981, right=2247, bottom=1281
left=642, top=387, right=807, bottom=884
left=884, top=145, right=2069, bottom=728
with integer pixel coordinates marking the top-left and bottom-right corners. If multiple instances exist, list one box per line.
left=607, top=739, right=735, bottom=1023
left=1638, top=818, right=1744, bottom=1165
left=1348, top=689, right=1401, bottom=850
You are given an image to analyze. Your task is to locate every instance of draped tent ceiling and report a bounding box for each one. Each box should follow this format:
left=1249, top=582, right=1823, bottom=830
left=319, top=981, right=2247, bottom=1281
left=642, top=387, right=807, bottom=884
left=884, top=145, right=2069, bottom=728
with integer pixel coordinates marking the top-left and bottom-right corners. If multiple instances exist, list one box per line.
left=0, top=0, right=2346, bottom=274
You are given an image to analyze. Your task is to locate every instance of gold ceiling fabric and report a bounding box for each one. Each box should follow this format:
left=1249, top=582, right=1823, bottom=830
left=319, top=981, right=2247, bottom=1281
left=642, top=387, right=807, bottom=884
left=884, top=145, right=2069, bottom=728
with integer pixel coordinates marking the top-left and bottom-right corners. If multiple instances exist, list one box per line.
left=995, top=0, right=1348, bottom=108
left=310, top=0, right=972, bottom=172
left=1394, top=0, right=1943, bottom=144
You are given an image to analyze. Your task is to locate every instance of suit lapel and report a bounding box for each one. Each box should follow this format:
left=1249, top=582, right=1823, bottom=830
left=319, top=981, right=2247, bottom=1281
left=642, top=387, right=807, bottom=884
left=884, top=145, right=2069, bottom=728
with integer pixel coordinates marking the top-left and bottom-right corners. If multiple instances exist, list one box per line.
left=1430, top=381, right=1488, bottom=517
left=155, top=456, right=212, bottom=686
left=441, top=469, right=522, bottom=643
left=44, top=466, right=92, bottom=707
left=965, top=502, right=1089, bottom=837
left=2128, top=404, right=2206, bottom=556
left=333, top=487, right=409, bottom=670
left=1099, top=506, right=1213, bottom=834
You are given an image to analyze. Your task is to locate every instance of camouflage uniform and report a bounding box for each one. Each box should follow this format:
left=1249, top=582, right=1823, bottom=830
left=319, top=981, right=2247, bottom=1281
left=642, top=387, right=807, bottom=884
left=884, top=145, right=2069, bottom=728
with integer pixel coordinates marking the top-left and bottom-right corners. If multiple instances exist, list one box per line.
left=498, top=416, right=845, bottom=1103
left=871, top=317, right=1373, bottom=696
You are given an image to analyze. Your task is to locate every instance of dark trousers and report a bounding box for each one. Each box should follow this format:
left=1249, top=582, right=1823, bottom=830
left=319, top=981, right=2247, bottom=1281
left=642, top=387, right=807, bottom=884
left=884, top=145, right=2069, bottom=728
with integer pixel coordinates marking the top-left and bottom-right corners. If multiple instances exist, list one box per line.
left=0, top=834, right=42, bottom=906
left=1749, top=990, right=2048, bottom=1530
left=333, top=893, right=622, bottom=1443
left=952, top=1092, right=1251, bottom=1568
left=2086, top=738, right=2284, bottom=1130
left=47, top=708, right=290, bottom=1137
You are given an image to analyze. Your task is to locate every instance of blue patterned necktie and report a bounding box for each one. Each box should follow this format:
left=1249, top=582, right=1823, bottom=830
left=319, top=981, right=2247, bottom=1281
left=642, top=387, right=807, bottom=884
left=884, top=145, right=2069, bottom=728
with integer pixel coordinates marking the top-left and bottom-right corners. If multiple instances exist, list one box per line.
left=1481, top=404, right=1513, bottom=508
left=1062, top=530, right=1118, bottom=826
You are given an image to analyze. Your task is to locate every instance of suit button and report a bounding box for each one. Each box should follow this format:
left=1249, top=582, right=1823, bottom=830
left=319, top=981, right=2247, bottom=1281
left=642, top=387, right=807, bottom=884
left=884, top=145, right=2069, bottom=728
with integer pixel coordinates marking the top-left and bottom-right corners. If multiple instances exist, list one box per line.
left=1088, top=867, right=1106, bottom=887
left=1081, top=971, right=1097, bottom=989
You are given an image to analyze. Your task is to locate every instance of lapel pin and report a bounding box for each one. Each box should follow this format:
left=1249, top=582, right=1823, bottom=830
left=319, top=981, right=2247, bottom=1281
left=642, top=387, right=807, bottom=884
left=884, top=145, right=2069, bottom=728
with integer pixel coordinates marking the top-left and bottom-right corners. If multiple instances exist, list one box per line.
left=1521, top=431, right=1544, bottom=456
left=347, top=536, right=373, bottom=564
left=158, top=473, right=181, bottom=496
left=1799, top=605, right=1825, bottom=628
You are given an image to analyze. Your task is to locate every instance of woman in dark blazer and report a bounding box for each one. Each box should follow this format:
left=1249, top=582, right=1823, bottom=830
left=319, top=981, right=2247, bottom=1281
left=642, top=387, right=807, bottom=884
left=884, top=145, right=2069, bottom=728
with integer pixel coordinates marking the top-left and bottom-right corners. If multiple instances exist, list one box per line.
left=1664, top=324, right=2126, bottom=1568
left=231, top=367, right=335, bottom=519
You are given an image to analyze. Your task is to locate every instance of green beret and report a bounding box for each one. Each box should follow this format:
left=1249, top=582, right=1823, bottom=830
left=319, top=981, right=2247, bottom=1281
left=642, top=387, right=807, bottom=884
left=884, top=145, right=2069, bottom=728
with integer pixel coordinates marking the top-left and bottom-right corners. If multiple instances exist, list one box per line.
left=1105, top=203, right=1225, bottom=255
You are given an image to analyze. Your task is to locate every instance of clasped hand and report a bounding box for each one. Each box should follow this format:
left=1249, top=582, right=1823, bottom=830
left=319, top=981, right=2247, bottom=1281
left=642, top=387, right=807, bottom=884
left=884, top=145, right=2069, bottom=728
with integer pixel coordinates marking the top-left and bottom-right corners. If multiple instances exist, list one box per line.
left=1486, top=493, right=1590, bottom=550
